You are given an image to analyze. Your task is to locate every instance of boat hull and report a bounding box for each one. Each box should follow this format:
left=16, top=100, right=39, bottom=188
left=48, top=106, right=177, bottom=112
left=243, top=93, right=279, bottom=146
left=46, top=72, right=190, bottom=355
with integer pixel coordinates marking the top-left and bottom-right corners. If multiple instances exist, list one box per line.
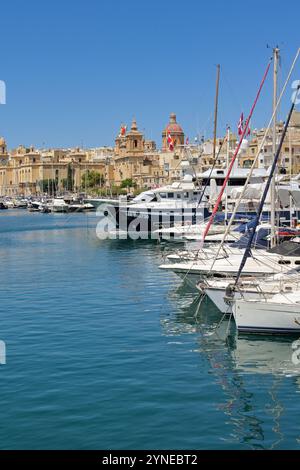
left=233, top=299, right=300, bottom=334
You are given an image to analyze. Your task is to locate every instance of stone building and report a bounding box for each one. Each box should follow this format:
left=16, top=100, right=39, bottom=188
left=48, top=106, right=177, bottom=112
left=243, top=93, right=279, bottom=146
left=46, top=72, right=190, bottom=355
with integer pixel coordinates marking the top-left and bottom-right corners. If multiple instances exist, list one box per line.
left=113, top=118, right=158, bottom=188
left=239, top=111, right=300, bottom=174
left=0, top=143, right=108, bottom=196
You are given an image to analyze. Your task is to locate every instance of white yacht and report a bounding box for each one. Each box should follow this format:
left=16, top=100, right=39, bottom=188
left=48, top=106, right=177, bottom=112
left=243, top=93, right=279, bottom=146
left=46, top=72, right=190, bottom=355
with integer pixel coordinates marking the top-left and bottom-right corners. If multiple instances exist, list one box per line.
left=96, top=166, right=269, bottom=236
left=50, top=198, right=69, bottom=213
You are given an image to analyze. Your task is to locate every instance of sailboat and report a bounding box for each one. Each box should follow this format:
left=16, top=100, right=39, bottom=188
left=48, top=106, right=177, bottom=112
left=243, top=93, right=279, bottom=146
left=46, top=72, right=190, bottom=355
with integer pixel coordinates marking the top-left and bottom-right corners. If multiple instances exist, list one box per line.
left=197, top=267, right=300, bottom=314
left=230, top=50, right=300, bottom=334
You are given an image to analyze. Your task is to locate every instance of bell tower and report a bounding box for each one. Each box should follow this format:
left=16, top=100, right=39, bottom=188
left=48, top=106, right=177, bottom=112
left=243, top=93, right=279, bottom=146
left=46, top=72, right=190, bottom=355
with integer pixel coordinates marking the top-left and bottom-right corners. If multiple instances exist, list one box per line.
left=126, top=118, right=144, bottom=154
left=0, top=137, right=8, bottom=162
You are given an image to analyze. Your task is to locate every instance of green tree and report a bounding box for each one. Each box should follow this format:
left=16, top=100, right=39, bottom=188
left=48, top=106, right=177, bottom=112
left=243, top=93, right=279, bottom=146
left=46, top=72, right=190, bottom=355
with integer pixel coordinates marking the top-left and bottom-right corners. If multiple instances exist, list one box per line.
left=39, top=179, right=57, bottom=195
left=82, top=170, right=104, bottom=189
left=120, top=178, right=136, bottom=189
left=61, top=164, right=74, bottom=191
left=66, top=163, right=74, bottom=191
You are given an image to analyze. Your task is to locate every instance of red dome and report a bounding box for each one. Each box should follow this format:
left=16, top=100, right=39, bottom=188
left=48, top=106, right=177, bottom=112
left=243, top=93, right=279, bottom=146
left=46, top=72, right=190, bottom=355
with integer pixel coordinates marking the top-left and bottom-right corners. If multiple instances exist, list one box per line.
left=163, top=113, right=184, bottom=134
left=165, top=123, right=184, bottom=133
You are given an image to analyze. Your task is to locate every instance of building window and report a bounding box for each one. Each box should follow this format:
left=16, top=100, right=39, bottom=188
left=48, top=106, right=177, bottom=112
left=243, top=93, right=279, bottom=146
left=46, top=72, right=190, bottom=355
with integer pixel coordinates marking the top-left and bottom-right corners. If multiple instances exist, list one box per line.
left=134, top=140, right=138, bottom=148
left=243, top=159, right=252, bottom=168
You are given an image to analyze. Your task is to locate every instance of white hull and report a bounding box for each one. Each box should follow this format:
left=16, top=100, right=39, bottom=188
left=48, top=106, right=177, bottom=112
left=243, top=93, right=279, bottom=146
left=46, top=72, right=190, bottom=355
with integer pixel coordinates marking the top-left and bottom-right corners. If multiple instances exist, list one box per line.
left=161, top=257, right=278, bottom=287
left=205, top=288, right=237, bottom=314
left=51, top=207, right=68, bottom=213
left=233, top=298, right=300, bottom=334
left=204, top=287, right=279, bottom=314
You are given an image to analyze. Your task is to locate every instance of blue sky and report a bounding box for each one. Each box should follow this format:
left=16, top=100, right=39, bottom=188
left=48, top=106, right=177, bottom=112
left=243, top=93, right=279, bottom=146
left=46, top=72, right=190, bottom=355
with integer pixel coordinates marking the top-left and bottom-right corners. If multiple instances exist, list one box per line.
left=0, top=0, right=299, bottom=149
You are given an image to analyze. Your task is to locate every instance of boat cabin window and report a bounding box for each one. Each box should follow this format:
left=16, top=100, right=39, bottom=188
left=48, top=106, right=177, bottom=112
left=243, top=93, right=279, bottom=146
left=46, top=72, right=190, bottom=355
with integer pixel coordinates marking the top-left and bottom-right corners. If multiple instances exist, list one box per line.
left=176, top=193, right=181, bottom=199
left=215, top=178, right=225, bottom=186
left=167, top=192, right=174, bottom=199
left=140, top=195, right=157, bottom=202
left=295, top=260, right=300, bottom=265
left=159, top=193, right=167, bottom=199
left=183, top=192, right=189, bottom=198
left=278, top=260, right=291, bottom=265
left=228, top=178, right=247, bottom=186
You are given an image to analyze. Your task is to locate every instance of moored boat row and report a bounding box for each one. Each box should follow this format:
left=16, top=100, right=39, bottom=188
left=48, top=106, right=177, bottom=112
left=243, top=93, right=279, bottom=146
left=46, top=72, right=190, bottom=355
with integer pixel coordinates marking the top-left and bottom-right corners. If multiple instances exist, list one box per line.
left=0, top=196, right=95, bottom=213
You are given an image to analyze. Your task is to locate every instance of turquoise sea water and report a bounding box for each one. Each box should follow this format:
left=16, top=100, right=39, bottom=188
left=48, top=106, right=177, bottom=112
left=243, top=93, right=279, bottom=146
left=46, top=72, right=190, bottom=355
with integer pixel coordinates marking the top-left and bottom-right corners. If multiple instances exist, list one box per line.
left=0, top=210, right=300, bottom=450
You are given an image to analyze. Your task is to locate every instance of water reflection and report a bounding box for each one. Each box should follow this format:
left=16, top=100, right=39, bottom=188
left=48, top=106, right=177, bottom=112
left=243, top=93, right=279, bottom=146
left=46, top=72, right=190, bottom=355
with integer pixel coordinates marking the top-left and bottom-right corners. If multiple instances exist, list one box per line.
left=161, top=285, right=300, bottom=449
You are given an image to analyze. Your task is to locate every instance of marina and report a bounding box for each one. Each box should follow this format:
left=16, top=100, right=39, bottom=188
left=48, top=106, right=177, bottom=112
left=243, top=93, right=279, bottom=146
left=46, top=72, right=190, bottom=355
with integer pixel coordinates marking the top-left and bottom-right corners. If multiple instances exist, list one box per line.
left=2, top=0, right=300, bottom=458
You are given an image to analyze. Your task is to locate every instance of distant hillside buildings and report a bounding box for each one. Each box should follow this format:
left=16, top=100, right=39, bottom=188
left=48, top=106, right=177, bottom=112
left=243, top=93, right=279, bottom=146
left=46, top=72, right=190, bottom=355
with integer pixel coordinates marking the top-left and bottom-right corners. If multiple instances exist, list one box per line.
left=1, top=111, right=300, bottom=196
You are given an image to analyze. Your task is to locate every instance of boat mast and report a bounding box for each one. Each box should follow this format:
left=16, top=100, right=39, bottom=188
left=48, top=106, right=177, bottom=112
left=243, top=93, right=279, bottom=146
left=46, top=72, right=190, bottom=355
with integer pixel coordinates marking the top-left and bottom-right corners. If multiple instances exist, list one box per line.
left=212, top=65, right=220, bottom=162
left=270, top=47, right=279, bottom=248
left=225, top=126, right=230, bottom=224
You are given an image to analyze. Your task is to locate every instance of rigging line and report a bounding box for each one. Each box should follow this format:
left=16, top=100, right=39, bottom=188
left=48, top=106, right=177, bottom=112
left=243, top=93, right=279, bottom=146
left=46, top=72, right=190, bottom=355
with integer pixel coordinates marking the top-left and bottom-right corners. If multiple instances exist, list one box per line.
left=199, top=111, right=214, bottom=140
left=222, top=66, right=244, bottom=115
left=202, top=58, right=273, bottom=243
left=209, top=47, right=300, bottom=272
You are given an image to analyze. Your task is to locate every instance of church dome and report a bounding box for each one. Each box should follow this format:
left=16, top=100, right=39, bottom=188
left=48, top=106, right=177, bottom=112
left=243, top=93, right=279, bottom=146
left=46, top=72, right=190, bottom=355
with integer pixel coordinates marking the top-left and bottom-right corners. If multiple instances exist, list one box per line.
left=162, top=113, right=185, bottom=150
left=163, top=113, right=184, bottom=134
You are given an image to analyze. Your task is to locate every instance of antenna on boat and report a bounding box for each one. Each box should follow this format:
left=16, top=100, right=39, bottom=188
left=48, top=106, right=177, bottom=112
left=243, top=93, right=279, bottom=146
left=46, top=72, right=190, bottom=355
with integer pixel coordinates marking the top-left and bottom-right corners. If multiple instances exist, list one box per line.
left=212, top=65, right=220, bottom=163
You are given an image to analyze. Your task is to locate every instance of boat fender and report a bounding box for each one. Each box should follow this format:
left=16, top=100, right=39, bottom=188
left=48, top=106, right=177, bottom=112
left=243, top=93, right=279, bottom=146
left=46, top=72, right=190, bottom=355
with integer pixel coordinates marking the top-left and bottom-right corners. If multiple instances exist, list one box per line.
left=225, top=284, right=235, bottom=299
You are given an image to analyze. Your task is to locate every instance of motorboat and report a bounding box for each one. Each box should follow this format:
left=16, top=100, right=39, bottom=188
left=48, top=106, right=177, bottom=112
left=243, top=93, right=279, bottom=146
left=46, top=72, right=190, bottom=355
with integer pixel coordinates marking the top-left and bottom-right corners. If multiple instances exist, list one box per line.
left=27, top=201, right=43, bottom=212
left=95, top=165, right=268, bottom=237
left=50, top=198, right=69, bottom=213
